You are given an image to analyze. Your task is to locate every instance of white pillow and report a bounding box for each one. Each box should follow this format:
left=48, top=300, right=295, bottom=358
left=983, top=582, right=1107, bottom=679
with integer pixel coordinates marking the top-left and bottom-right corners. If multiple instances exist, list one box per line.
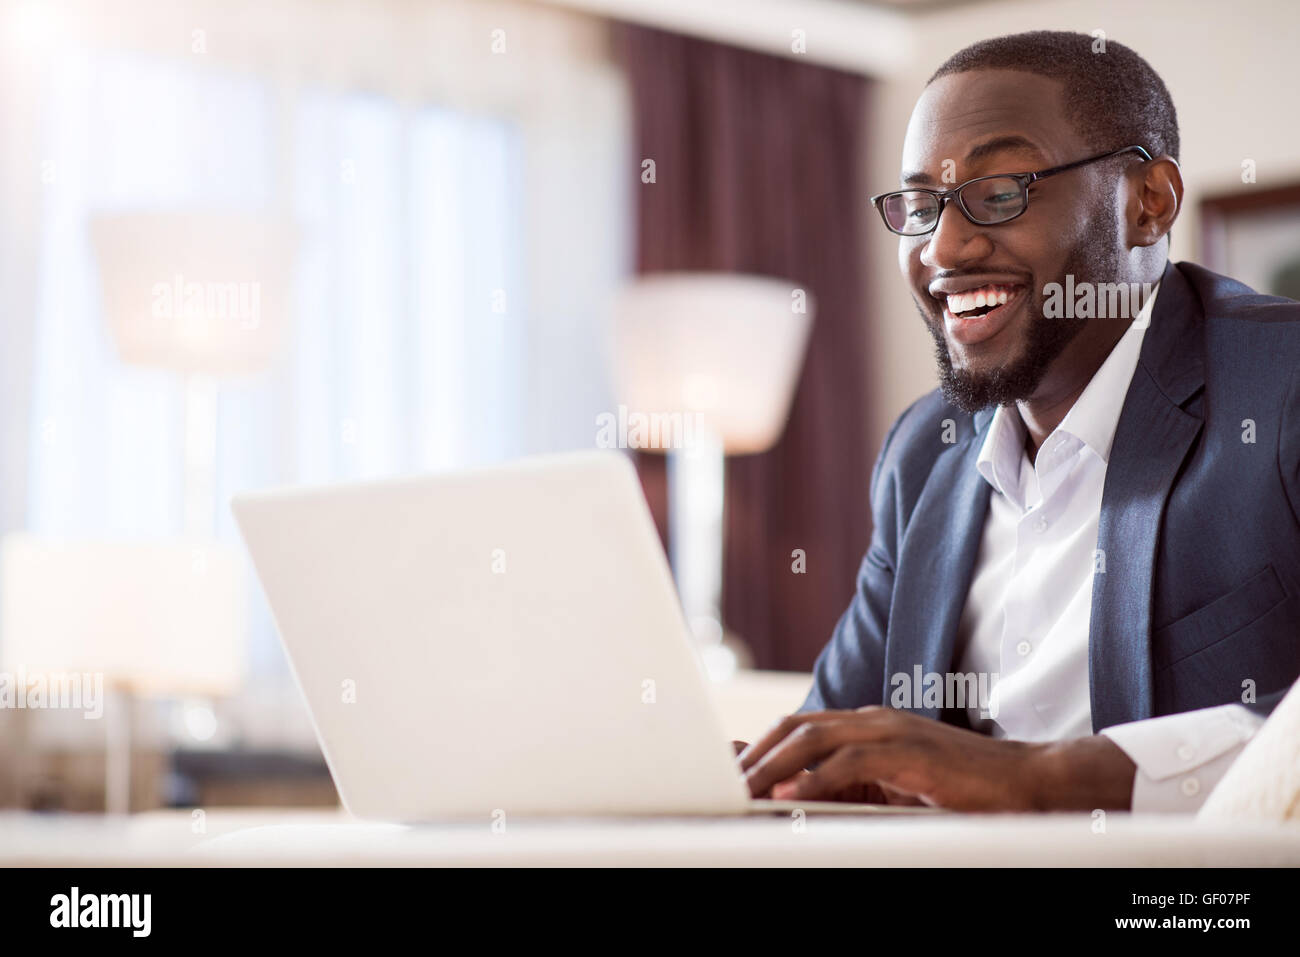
left=1198, top=679, right=1300, bottom=822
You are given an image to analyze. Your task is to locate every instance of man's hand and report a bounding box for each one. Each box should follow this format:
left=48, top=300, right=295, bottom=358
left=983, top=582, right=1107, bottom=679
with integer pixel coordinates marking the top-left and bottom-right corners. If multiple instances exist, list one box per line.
left=738, top=706, right=1137, bottom=811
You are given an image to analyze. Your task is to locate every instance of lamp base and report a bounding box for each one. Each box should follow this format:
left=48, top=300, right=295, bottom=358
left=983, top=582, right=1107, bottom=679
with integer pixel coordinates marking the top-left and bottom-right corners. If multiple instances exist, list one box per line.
left=669, top=435, right=758, bottom=681
left=688, top=615, right=755, bottom=681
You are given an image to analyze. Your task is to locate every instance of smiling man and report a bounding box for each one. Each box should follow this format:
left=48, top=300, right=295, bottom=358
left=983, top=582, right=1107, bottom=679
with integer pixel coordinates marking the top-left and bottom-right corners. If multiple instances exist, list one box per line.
left=739, top=31, right=1300, bottom=812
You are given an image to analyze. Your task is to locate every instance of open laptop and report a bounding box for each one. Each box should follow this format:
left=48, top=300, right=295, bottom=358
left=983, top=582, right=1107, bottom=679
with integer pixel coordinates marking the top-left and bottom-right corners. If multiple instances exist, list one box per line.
left=232, top=450, right=934, bottom=820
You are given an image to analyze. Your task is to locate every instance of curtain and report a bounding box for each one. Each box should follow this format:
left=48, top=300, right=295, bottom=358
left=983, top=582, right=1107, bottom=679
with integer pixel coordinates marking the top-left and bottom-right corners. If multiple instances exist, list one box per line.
left=9, top=0, right=631, bottom=748
left=616, top=24, right=873, bottom=672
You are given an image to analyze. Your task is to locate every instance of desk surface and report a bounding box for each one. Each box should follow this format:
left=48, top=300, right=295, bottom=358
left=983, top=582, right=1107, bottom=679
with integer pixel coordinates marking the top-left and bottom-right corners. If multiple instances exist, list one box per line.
left=4, top=809, right=1300, bottom=866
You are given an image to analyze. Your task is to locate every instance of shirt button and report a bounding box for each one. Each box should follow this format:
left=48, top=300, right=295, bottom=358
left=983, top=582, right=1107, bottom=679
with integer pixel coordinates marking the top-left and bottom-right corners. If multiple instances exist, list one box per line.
left=1033, top=516, right=1048, bottom=533
left=1016, top=640, right=1032, bottom=657
left=1176, top=744, right=1196, bottom=762
left=1181, top=777, right=1200, bottom=797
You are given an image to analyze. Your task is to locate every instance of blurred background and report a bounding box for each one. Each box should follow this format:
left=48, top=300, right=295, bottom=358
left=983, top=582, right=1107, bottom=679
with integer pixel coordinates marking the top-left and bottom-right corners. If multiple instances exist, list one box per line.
left=1, top=0, right=1298, bottom=814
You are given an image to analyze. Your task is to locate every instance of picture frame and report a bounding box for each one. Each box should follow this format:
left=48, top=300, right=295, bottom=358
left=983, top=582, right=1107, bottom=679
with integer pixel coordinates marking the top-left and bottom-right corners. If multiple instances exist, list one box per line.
left=1200, top=182, right=1300, bottom=300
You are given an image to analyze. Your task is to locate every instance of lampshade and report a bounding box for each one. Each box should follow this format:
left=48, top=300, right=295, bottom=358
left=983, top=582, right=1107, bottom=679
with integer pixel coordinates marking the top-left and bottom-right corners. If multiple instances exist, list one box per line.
left=612, top=273, right=815, bottom=454
left=89, top=212, right=296, bottom=376
left=0, top=535, right=245, bottom=698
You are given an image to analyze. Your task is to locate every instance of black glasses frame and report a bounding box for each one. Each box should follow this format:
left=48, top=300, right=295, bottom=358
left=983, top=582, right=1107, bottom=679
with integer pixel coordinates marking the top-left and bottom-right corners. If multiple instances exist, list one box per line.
left=870, top=145, right=1154, bottom=236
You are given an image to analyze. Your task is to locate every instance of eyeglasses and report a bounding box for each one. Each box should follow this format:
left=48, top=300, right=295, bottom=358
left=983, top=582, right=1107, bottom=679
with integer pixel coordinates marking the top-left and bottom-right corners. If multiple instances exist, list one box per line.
left=870, top=145, right=1153, bottom=237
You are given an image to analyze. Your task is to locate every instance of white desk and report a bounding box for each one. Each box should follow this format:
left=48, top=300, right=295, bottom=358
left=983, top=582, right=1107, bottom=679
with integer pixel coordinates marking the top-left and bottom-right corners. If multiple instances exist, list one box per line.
left=4, top=809, right=1300, bottom=866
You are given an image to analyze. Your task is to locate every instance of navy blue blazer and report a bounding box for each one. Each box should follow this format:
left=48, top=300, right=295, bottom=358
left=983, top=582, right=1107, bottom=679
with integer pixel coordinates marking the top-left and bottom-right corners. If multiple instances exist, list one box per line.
left=804, top=260, right=1300, bottom=730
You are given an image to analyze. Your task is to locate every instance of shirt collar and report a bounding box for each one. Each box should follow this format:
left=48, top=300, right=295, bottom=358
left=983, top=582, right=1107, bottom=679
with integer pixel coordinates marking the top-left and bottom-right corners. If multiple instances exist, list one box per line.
left=975, top=280, right=1159, bottom=496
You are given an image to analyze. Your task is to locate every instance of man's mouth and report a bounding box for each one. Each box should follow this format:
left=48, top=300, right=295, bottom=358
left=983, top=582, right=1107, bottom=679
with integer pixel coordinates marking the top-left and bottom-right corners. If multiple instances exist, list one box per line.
left=935, top=282, right=1026, bottom=346
left=943, top=283, right=1018, bottom=318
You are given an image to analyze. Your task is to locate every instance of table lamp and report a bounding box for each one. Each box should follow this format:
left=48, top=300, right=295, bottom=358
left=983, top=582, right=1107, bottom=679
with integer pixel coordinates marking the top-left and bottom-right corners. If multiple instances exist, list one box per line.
left=89, top=211, right=296, bottom=535
left=0, top=535, right=245, bottom=813
left=613, top=273, right=814, bottom=678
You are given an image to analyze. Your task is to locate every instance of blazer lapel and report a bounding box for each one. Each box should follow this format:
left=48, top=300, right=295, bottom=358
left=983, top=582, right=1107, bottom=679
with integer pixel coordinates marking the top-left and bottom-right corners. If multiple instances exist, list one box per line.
left=885, top=419, right=992, bottom=719
left=1089, top=262, right=1206, bottom=731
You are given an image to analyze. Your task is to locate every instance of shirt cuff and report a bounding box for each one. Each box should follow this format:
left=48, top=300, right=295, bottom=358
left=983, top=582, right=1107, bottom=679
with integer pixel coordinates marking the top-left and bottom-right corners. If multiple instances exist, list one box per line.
left=1100, top=704, right=1264, bottom=813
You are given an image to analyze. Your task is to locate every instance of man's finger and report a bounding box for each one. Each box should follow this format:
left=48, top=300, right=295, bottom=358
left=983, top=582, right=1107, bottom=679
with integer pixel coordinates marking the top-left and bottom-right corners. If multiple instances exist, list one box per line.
left=737, top=710, right=846, bottom=772
left=744, top=718, right=889, bottom=797
left=785, top=742, right=910, bottom=802
left=879, top=781, right=929, bottom=806
left=770, top=770, right=812, bottom=799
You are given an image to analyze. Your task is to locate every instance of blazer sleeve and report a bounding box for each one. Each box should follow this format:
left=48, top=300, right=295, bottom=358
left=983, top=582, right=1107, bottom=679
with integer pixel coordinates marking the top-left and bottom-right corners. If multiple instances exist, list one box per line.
left=1280, top=368, right=1300, bottom=534
left=1253, top=369, right=1300, bottom=721
left=800, top=408, right=909, bottom=712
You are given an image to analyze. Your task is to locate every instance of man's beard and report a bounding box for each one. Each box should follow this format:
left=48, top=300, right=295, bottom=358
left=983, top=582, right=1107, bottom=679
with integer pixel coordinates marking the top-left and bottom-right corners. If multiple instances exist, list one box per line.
left=923, top=234, right=1118, bottom=414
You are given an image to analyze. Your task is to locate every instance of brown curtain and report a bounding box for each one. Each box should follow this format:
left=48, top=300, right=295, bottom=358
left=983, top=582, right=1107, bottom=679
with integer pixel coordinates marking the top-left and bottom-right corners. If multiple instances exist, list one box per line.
left=615, top=24, right=873, bottom=672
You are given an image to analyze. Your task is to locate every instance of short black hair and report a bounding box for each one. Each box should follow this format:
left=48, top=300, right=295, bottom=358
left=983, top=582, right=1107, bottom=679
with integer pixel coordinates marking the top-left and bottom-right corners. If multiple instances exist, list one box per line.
left=928, top=30, right=1179, bottom=162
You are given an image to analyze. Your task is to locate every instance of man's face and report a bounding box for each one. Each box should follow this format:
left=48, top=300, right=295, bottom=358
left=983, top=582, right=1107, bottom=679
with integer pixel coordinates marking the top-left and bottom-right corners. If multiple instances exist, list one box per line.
left=897, top=69, right=1127, bottom=412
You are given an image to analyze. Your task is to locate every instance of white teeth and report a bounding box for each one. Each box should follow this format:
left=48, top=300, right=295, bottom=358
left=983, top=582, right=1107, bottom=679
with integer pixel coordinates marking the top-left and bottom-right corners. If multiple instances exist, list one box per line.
left=944, top=285, right=1015, bottom=315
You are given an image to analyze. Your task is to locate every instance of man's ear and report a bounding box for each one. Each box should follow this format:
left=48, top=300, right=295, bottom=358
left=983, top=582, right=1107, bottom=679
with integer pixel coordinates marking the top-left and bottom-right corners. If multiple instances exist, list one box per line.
left=1127, top=155, right=1183, bottom=248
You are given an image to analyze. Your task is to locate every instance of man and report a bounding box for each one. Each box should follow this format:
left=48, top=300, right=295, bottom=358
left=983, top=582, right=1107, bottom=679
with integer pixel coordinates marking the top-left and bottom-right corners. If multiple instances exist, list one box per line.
left=739, top=31, right=1300, bottom=812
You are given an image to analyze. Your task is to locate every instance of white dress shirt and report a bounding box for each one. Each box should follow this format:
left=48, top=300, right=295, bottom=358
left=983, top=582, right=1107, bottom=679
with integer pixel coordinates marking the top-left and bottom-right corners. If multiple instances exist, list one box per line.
left=954, top=284, right=1263, bottom=811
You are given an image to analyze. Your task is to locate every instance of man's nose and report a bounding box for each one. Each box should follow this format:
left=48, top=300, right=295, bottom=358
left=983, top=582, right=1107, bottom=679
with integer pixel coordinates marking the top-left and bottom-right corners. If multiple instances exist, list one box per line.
left=919, top=199, right=992, bottom=271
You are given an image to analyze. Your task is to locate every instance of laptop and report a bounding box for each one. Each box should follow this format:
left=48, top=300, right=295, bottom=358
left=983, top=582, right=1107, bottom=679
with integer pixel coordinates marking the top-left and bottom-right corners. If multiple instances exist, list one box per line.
left=232, top=450, right=934, bottom=820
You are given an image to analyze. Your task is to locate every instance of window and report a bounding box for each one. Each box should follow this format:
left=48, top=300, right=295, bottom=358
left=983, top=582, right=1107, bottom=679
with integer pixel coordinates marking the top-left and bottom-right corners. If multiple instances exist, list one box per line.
left=29, top=54, right=533, bottom=692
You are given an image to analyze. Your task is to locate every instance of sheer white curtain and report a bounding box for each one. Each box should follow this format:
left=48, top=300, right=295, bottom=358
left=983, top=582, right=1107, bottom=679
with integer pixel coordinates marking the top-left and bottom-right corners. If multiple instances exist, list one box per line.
left=7, top=0, right=630, bottom=745
left=29, top=54, right=272, bottom=542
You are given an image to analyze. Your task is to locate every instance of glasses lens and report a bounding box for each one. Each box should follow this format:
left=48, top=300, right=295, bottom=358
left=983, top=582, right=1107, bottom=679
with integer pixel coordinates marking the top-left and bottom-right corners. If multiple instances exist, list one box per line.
left=960, top=176, right=1025, bottom=224
left=881, top=191, right=939, bottom=235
